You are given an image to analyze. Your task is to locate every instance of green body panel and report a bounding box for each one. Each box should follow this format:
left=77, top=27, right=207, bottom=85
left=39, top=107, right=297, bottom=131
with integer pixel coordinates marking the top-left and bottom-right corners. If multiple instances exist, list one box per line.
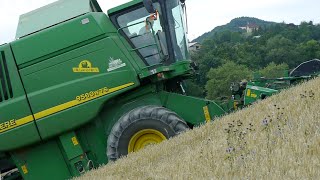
left=76, top=118, right=109, bottom=167
left=11, top=140, right=72, bottom=180
left=159, top=91, right=226, bottom=125
left=244, top=84, right=278, bottom=105
left=58, top=132, right=91, bottom=177
left=250, top=78, right=291, bottom=90
left=139, top=61, right=192, bottom=80
left=0, top=122, right=39, bottom=151
left=242, top=72, right=316, bottom=106
left=20, top=35, right=140, bottom=139
left=35, top=80, right=137, bottom=140
left=0, top=44, right=40, bottom=151
left=11, top=131, right=93, bottom=180
left=12, top=13, right=110, bottom=67
left=59, top=132, right=84, bottom=161
left=16, top=0, right=102, bottom=38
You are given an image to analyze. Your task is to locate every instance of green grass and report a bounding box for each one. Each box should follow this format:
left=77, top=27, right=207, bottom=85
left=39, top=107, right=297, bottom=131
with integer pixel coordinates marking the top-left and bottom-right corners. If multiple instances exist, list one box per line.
left=79, top=78, right=320, bottom=179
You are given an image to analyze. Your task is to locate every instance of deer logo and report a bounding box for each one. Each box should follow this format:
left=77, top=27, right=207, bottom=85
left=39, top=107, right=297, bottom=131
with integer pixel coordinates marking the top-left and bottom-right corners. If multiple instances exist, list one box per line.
left=73, top=60, right=99, bottom=73
left=81, top=61, right=91, bottom=68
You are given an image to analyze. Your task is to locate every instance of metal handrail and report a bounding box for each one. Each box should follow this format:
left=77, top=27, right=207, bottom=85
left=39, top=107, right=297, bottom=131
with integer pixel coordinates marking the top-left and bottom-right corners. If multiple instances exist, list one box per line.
left=116, top=18, right=164, bottom=64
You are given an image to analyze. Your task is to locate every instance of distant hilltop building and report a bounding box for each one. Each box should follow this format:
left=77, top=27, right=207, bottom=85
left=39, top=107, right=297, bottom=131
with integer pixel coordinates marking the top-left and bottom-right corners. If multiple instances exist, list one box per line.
left=189, top=42, right=201, bottom=52
left=287, top=23, right=297, bottom=28
left=239, top=22, right=259, bottom=34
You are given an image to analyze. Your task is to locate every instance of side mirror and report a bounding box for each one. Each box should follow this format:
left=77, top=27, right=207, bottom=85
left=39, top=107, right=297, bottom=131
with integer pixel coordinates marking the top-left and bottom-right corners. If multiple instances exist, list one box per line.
left=143, top=0, right=156, bottom=13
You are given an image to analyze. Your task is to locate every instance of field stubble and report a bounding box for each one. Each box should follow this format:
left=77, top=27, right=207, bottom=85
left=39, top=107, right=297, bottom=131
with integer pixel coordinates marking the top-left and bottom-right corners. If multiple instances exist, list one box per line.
left=79, top=78, right=320, bottom=180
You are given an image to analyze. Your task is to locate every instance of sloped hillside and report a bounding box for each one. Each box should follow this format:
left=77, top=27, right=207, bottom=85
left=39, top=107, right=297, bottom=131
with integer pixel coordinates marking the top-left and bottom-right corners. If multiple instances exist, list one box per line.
left=80, top=78, right=320, bottom=179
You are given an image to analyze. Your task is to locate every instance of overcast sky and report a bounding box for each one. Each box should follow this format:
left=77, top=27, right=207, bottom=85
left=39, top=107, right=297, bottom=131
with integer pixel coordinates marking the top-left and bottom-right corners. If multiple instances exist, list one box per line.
left=1, top=0, right=319, bottom=44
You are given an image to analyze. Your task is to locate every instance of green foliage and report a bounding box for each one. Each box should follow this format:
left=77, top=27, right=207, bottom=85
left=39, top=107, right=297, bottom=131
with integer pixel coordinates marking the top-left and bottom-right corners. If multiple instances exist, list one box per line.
left=189, top=18, right=320, bottom=100
left=259, top=62, right=289, bottom=78
left=184, top=80, right=205, bottom=98
left=206, top=62, right=252, bottom=100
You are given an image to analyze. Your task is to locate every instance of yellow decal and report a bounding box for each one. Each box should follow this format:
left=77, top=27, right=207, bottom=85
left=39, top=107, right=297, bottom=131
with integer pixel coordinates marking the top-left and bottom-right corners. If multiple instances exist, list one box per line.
left=21, top=165, right=28, bottom=174
left=73, top=60, right=99, bottom=73
left=0, top=120, right=17, bottom=131
left=203, top=106, right=211, bottom=123
left=246, top=89, right=251, bottom=97
left=233, top=101, right=238, bottom=110
left=76, top=87, right=108, bottom=102
left=246, top=89, right=257, bottom=98
left=251, top=93, right=257, bottom=98
left=0, top=83, right=135, bottom=133
left=71, top=137, right=79, bottom=146
left=0, top=116, right=34, bottom=133
left=34, top=82, right=135, bottom=120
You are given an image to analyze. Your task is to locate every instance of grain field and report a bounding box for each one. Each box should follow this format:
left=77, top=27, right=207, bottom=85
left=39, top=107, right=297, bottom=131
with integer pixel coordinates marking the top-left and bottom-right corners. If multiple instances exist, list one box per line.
left=79, top=77, right=320, bottom=180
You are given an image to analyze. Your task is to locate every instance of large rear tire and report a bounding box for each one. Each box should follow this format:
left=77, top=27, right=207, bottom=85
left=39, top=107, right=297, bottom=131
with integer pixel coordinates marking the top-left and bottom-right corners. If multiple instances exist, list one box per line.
left=107, top=106, right=189, bottom=161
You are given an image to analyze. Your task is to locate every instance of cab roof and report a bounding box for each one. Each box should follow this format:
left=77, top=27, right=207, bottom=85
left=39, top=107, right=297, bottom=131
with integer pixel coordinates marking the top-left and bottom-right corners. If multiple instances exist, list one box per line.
left=107, top=0, right=142, bottom=16
left=15, top=0, right=102, bottom=39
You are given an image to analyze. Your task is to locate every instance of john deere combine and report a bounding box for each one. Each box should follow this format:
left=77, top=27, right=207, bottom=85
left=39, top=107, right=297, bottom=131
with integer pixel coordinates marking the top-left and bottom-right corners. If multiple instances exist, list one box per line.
left=1, top=0, right=319, bottom=179
left=0, top=0, right=227, bottom=179
left=231, top=59, right=320, bottom=109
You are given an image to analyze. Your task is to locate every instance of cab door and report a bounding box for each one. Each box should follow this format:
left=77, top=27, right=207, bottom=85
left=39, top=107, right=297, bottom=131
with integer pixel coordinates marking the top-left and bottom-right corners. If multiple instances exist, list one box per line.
left=0, top=44, right=40, bottom=151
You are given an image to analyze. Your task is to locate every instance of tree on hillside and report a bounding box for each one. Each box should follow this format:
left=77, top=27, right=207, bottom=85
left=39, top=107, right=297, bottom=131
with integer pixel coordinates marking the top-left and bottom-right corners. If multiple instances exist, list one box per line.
left=191, top=40, right=224, bottom=86
left=259, top=62, right=289, bottom=78
left=265, top=35, right=300, bottom=67
left=206, top=62, right=252, bottom=100
left=184, top=80, right=204, bottom=98
left=304, top=40, right=320, bottom=59
left=187, top=19, right=320, bottom=98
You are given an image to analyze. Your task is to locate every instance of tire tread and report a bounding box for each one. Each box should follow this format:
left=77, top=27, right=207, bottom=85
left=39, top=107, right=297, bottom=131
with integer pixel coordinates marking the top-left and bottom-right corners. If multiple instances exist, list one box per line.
left=107, top=105, right=188, bottom=161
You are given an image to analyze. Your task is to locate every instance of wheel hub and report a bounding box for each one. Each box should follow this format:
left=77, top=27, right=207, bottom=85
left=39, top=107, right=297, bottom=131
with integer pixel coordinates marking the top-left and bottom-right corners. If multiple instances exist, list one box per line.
left=128, top=129, right=166, bottom=153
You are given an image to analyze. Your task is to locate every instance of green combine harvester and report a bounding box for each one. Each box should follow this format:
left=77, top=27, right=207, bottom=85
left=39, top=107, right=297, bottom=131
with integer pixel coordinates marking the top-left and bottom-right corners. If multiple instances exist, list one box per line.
left=0, top=0, right=228, bottom=179
left=1, top=0, right=319, bottom=179
left=230, top=59, right=320, bottom=109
